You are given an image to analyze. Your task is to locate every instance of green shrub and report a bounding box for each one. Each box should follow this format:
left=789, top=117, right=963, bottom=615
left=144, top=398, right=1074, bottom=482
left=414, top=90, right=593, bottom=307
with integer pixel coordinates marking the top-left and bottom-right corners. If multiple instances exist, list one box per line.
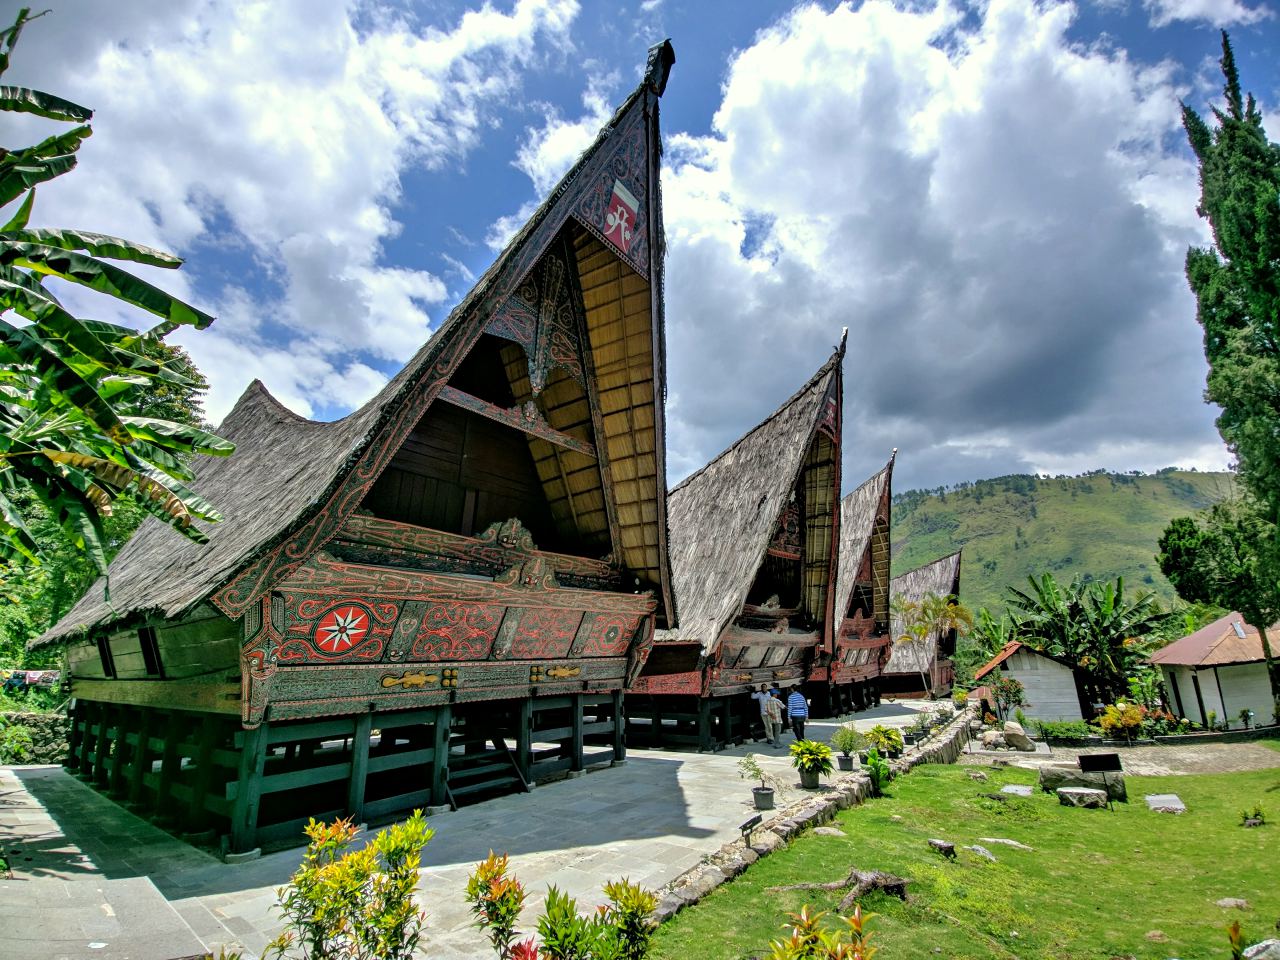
left=830, top=725, right=865, bottom=757
left=0, top=715, right=33, bottom=764
left=266, top=812, right=432, bottom=960
left=864, top=747, right=892, bottom=798
left=1034, top=719, right=1093, bottom=740
left=765, top=904, right=877, bottom=959
left=790, top=739, right=834, bottom=776
left=866, top=725, right=903, bottom=755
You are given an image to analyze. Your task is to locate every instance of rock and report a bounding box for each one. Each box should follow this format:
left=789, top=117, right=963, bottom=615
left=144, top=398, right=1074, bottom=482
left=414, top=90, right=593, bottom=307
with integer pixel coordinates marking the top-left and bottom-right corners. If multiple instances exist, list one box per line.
left=1038, top=764, right=1127, bottom=802
left=1244, top=939, right=1280, bottom=959
left=890, top=815, right=903, bottom=822
left=978, top=837, right=1034, bottom=851
left=1145, top=793, right=1186, bottom=814
left=928, top=838, right=957, bottom=860
left=981, top=730, right=1006, bottom=750
left=991, top=758, right=1010, bottom=768
left=0, top=711, right=69, bottom=764
left=1243, top=817, right=1263, bottom=828
left=968, top=771, right=989, bottom=782
left=965, top=844, right=998, bottom=862
left=653, top=892, right=685, bottom=922
left=1216, top=898, right=1251, bottom=910
left=1002, top=721, right=1036, bottom=752
left=1000, top=784, right=1033, bottom=797
left=1145, top=931, right=1168, bottom=942
left=750, top=830, right=784, bottom=856
left=1057, top=787, right=1108, bottom=809
left=813, top=826, right=845, bottom=836
left=674, top=867, right=724, bottom=904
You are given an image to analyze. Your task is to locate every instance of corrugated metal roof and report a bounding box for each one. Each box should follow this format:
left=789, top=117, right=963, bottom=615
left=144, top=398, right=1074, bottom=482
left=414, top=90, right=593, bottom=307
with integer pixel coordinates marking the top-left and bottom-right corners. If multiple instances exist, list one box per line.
left=1149, top=612, right=1277, bottom=667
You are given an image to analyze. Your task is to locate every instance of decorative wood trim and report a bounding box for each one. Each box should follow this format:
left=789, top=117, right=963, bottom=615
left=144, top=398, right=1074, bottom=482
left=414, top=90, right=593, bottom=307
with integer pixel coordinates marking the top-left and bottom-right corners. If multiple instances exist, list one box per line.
left=437, top=385, right=596, bottom=458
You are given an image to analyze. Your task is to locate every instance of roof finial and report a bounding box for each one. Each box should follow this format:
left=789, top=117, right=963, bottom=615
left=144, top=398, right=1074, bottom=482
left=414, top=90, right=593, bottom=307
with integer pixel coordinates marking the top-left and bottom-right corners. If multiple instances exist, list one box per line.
left=645, top=40, right=675, bottom=96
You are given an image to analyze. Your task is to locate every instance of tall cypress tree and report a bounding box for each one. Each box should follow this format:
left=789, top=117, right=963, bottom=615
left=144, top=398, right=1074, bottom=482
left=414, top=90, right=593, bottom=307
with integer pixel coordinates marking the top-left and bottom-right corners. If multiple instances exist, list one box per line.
left=1182, top=33, right=1280, bottom=519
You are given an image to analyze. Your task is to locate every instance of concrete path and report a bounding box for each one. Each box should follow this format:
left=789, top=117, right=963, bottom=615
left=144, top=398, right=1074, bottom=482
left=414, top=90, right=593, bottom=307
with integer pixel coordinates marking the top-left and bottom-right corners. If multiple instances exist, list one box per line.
left=0, top=701, right=934, bottom=960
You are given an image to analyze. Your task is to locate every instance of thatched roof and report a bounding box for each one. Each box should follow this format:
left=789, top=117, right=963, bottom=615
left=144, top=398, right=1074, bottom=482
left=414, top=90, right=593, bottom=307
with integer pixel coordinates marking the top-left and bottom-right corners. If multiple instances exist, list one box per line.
left=657, top=342, right=844, bottom=654
left=832, top=455, right=893, bottom=634
left=35, top=41, right=678, bottom=649
left=885, top=550, right=962, bottom=674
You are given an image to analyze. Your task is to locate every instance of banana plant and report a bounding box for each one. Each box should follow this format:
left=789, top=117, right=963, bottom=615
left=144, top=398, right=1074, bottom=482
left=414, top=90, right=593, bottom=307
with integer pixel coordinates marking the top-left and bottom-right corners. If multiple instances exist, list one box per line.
left=0, top=8, right=231, bottom=581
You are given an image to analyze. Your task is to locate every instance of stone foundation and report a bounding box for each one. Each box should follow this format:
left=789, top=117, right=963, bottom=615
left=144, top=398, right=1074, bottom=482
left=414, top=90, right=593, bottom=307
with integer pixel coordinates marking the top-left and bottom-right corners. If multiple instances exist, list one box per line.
left=1, top=711, right=69, bottom=764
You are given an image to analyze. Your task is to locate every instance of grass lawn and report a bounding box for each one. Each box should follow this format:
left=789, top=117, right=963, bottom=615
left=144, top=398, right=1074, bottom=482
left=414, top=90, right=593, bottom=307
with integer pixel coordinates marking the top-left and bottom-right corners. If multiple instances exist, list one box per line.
left=651, top=759, right=1280, bottom=959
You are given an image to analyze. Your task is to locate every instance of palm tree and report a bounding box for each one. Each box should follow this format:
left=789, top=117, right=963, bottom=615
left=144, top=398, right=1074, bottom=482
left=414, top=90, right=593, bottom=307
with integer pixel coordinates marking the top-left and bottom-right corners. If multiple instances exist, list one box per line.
left=892, top=592, right=974, bottom=697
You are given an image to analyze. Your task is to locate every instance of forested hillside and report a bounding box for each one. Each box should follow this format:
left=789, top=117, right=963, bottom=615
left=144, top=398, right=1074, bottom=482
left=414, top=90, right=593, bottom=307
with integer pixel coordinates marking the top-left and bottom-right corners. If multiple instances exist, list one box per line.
left=890, top=470, right=1236, bottom=614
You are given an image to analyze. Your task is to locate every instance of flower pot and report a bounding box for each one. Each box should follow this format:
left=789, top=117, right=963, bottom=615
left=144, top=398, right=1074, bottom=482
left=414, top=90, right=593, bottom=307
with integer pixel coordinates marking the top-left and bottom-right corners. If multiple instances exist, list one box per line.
left=858, top=750, right=869, bottom=764
left=752, top=787, right=775, bottom=810
left=799, top=768, right=822, bottom=789
left=837, top=754, right=855, bottom=772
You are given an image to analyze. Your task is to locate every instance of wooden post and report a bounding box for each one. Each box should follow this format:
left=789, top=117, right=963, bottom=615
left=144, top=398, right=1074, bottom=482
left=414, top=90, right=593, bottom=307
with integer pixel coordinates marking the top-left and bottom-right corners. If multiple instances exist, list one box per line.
left=697, top=698, right=711, bottom=753
left=230, top=722, right=268, bottom=854
left=76, top=700, right=97, bottom=778
left=652, top=696, right=663, bottom=748
left=186, top=715, right=220, bottom=832
left=724, top=697, right=736, bottom=746
left=430, top=705, right=451, bottom=807
left=570, top=693, right=585, bottom=772
left=515, top=698, right=533, bottom=781
left=611, top=689, right=625, bottom=763
left=346, top=713, right=372, bottom=824
left=127, top=708, right=154, bottom=810
left=92, top=705, right=115, bottom=786
left=66, top=700, right=83, bottom=771
left=107, top=706, right=130, bottom=797
left=155, top=712, right=184, bottom=824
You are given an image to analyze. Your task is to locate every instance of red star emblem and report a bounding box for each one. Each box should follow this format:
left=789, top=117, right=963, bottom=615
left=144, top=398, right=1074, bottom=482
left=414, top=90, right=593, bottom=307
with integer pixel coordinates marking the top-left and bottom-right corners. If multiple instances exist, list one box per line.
left=314, top=606, right=367, bottom=653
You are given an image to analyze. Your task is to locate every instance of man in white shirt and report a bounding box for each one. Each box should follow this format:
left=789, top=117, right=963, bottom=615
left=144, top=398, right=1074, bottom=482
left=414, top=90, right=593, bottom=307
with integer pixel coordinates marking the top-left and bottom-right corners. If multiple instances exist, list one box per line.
left=750, top=685, right=777, bottom=745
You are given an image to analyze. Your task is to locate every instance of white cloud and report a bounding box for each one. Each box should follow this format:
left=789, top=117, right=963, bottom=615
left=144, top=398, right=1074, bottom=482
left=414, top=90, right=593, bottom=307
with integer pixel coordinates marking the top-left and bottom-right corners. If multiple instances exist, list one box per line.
left=647, top=0, right=1224, bottom=490
left=1144, top=0, right=1272, bottom=27
left=12, top=0, right=581, bottom=422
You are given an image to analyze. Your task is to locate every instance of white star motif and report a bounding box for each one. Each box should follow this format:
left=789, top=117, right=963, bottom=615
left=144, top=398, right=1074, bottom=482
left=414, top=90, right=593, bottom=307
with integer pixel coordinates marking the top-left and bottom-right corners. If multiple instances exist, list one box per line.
left=316, top=606, right=367, bottom=653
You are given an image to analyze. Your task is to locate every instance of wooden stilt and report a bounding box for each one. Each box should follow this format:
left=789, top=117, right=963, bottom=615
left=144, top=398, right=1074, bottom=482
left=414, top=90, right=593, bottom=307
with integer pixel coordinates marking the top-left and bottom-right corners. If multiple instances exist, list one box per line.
left=346, top=712, right=372, bottom=823
left=92, top=705, right=114, bottom=786
left=430, top=706, right=451, bottom=807
left=697, top=698, right=711, bottom=753
left=155, top=712, right=184, bottom=823
left=570, top=693, right=584, bottom=772
left=186, top=715, right=220, bottom=831
left=127, top=708, right=154, bottom=810
left=76, top=700, right=97, bottom=778
left=66, top=700, right=83, bottom=771
left=107, top=706, right=130, bottom=797
left=230, top=722, right=268, bottom=854
left=515, top=698, right=533, bottom=780
left=611, top=689, right=625, bottom=763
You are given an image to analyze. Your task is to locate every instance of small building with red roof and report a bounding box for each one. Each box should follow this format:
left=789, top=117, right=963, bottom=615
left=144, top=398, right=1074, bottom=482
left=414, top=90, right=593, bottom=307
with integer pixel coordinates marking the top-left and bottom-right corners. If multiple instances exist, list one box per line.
left=1149, top=612, right=1277, bottom=730
left=973, top=641, right=1087, bottom=723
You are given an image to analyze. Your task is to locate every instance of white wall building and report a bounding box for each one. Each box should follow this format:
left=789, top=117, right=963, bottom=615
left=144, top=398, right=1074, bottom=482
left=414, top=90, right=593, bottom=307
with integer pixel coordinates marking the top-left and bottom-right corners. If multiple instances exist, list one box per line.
left=1150, top=613, right=1277, bottom=730
left=974, top=641, right=1085, bottom=723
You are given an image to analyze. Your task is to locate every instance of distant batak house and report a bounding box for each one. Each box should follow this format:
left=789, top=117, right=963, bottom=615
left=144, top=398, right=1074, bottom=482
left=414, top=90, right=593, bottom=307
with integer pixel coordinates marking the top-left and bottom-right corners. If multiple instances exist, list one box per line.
left=626, top=344, right=846, bottom=752
left=972, top=641, right=1087, bottom=723
left=826, top=455, right=896, bottom=715
left=34, top=42, right=679, bottom=856
left=1150, top=612, right=1279, bottom=730
left=883, top=551, right=963, bottom=698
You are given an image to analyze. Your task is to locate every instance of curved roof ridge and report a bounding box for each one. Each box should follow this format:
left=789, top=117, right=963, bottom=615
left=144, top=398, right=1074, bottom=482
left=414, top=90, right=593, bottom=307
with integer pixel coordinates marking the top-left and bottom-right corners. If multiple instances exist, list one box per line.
left=671, top=341, right=843, bottom=497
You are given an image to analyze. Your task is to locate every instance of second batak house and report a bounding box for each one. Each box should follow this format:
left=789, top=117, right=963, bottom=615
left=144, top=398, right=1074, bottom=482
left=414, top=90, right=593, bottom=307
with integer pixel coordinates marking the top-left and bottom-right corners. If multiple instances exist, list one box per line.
left=626, top=340, right=845, bottom=751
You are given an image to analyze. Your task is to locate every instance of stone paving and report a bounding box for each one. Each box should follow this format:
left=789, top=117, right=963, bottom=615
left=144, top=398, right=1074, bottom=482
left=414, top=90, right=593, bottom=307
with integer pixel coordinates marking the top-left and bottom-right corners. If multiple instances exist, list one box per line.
left=0, top=702, right=935, bottom=960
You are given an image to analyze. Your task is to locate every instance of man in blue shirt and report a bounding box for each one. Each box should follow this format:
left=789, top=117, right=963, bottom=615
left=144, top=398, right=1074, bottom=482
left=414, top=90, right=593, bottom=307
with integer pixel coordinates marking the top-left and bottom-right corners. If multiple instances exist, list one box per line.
left=786, top=688, right=809, bottom=740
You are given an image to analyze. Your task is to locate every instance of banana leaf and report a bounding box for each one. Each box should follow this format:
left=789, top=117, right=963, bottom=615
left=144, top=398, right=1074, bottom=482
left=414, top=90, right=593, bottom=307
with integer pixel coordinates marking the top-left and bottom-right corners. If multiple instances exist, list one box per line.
left=0, top=484, right=39, bottom=562
left=1, top=189, right=34, bottom=231
left=121, top=416, right=234, bottom=456
left=0, top=85, right=92, bottom=122
left=2, top=241, right=214, bottom=329
left=0, top=154, right=76, bottom=207
left=7, top=453, right=108, bottom=572
left=4, top=228, right=182, bottom=268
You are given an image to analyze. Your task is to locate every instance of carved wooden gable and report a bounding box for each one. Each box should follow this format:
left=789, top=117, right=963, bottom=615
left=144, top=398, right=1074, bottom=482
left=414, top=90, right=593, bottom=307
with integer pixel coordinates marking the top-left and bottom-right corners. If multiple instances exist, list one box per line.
left=486, top=246, right=587, bottom=395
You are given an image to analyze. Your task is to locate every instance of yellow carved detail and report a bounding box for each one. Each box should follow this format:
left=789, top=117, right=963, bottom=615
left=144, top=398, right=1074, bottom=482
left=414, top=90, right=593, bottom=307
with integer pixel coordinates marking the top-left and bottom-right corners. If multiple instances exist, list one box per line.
left=381, top=672, right=438, bottom=689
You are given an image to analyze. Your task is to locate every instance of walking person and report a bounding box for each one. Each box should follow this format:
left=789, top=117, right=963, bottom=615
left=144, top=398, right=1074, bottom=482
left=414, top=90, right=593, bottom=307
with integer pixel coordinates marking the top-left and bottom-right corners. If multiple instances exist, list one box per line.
left=786, top=687, right=809, bottom=740
left=764, top=688, right=785, bottom=747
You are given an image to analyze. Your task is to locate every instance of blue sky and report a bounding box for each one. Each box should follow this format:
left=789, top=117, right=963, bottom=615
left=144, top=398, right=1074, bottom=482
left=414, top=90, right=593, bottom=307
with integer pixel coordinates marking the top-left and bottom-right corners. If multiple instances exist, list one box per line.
left=11, top=0, right=1280, bottom=492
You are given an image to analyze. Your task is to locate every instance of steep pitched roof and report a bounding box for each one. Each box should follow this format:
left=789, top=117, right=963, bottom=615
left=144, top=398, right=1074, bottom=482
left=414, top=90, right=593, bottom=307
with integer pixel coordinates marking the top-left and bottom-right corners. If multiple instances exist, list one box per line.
left=885, top=550, right=963, bottom=674
left=36, top=41, right=678, bottom=648
left=658, top=343, right=844, bottom=653
left=1149, top=612, right=1278, bottom=667
left=832, top=455, right=894, bottom=635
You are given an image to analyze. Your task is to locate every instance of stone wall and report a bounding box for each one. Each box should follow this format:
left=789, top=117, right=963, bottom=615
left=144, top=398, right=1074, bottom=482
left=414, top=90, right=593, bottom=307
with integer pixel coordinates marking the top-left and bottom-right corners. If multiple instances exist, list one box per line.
left=0, top=711, right=69, bottom=764
left=655, top=707, right=975, bottom=921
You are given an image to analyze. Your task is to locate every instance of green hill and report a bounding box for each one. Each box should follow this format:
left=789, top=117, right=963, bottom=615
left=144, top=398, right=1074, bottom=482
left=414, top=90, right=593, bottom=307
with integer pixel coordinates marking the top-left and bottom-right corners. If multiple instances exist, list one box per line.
left=890, top=469, right=1237, bottom=614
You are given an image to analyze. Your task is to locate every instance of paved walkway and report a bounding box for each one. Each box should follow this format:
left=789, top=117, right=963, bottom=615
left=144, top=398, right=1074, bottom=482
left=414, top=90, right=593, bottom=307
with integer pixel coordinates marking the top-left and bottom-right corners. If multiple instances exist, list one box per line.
left=0, top=702, right=935, bottom=960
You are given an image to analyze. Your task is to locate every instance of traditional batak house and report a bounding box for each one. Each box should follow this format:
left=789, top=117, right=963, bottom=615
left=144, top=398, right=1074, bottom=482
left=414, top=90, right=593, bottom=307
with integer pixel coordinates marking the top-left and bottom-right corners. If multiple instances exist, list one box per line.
left=822, top=454, right=895, bottom=716
left=883, top=550, right=963, bottom=698
left=33, top=42, right=678, bottom=856
left=626, top=340, right=844, bottom=751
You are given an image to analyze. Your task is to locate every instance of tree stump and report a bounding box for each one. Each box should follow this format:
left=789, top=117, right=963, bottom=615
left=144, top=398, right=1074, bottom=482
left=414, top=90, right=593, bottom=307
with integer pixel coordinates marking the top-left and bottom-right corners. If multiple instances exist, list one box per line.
left=768, top=866, right=910, bottom=911
left=928, top=838, right=957, bottom=860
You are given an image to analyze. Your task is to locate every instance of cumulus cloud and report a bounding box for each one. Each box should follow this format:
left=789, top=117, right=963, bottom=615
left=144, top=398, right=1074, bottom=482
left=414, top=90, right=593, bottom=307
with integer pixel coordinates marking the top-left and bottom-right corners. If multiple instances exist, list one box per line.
left=1144, top=0, right=1272, bottom=27
left=11, top=0, right=580, bottom=421
left=648, top=0, right=1228, bottom=490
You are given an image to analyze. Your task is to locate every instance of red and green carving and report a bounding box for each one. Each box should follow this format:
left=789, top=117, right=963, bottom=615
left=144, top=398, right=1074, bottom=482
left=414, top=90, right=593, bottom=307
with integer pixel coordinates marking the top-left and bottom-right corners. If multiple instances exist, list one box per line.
left=410, top=603, right=502, bottom=661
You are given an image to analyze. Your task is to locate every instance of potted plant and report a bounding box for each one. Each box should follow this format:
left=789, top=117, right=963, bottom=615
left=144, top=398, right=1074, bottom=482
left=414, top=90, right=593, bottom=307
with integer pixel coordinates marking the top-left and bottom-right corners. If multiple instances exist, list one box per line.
left=830, top=725, right=865, bottom=772
left=790, top=739, right=834, bottom=789
left=867, top=724, right=904, bottom=758
left=738, top=754, right=784, bottom=810
left=864, top=746, right=892, bottom=798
